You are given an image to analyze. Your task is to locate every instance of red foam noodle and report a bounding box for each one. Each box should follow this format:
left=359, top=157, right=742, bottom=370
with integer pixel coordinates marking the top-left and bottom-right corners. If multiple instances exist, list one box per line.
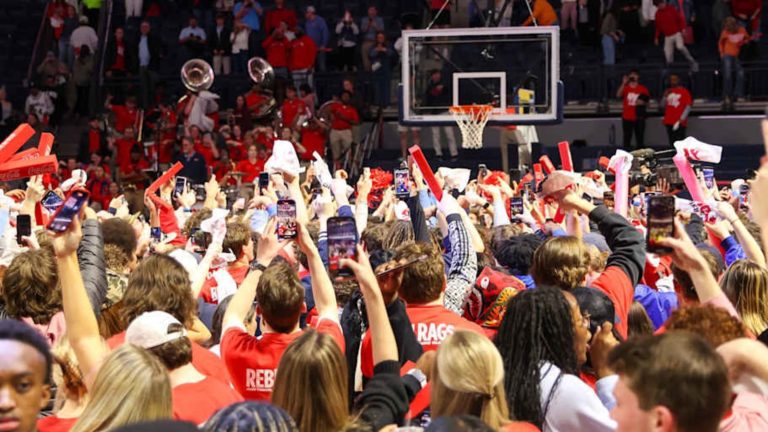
left=0, top=124, right=35, bottom=163
left=539, top=155, right=556, bottom=174
left=38, top=133, right=54, bottom=156
left=146, top=162, right=183, bottom=195
left=0, top=155, right=58, bottom=182
left=408, top=145, right=443, bottom=201
left=558, top=141, right=573, bottom=172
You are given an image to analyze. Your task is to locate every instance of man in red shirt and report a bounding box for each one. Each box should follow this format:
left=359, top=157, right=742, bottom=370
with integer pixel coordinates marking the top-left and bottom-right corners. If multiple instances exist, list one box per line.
left=281, top=86, right=308, bottom=131
left=235, top=144, right=266, bottom=183
left=118, top=146, right=150, bottom=190
left=653, top=0, right=698, bottom=70
left=394, top=241, right=484, bottom=352
left=199, top=222, right=254, bottom=304
left=77, top=116, right=107, bottom=164
left=661, top=73, right=692, bottom=146
left=126, top=311, right=242, bottom=426
left=299, top=117, right=328, bottom=161
left=264, top=0, right=297, bottom=35
left=329, top=91, right=359, bottom=170
left=221, top=223, right=343, bottom=401
left=107, top=94, right=139, bottom=133
left=113, top=124, right=139, bottom=170
left=86, top=165, right=112, bottom=210
left=262, top=25, right=290, bottom=78
left=196, top=131, right=221, bottom=166
left=616, top=69, right=650, bottom=149
left=288, top=28, right=317, bottom=88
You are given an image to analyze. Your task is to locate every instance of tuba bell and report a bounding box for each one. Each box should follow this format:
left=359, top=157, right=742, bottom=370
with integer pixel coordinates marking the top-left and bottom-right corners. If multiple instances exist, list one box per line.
left=181, top=59, right=214, bottom=93
left=247, top=57, right=274, bottom=88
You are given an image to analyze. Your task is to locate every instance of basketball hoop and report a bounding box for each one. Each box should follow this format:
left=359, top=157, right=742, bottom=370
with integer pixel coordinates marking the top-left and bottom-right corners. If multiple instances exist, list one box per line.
left=449, top=105, right=492, bottom=149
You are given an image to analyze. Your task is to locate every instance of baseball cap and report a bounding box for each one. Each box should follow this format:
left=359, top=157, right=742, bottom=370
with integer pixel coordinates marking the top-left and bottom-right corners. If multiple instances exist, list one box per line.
left=126, top=311, right=187, bottom=349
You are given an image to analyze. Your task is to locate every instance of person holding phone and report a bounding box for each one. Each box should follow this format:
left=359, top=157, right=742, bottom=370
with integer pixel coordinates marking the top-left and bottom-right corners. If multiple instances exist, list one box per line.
left=221, top=220, right=342, bottom=401
left=616, top=69, right=650, bottom=149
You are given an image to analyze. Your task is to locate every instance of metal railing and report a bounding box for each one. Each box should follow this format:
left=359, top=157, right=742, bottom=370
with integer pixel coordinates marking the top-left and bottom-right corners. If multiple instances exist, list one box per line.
left=25, top=1, right=54, bottom=86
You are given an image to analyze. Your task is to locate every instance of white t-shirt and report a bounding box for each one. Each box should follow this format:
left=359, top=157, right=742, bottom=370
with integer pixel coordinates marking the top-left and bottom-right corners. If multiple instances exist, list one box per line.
left=539, top=362, right=617, bottom=432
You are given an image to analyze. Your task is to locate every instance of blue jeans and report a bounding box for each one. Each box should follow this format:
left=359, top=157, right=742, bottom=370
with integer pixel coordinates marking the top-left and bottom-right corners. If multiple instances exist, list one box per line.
left=722, top=55, right=744, bottom=99
left=372, top=75, right=391, bottom=107
left=601, top=34, right=616, bottom=65
left=315, top=49, right=326, bottom=73
left=58, top=37, right=73, bottom=70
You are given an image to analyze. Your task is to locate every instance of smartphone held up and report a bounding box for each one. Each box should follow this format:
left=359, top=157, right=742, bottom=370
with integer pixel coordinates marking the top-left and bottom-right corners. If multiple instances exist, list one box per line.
left=327, top=216, right=357, bottom=278
left=276, top=199, right=297, bottom=240
left=646, top=195, right=675, bottom=255
left=47, top=189, right=90, bottom=233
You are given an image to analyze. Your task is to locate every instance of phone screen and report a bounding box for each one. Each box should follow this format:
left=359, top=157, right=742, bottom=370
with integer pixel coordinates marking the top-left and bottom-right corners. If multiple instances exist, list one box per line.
left=394, top=169, right=410, bottom=198
left=258, top=172, right=270, bottom=191
left=328, top=217, right=357, bottom=278
left=646, top=196, right=675, bottom=254
left=702, top=168, right=715, bottom=190
left=276, top=199, right=297, bottom=240
left=510, top=197, right=524, bottom=217
left=48, top=190, right=90, bottom=233
left=175, top=177, right=189, bottom=198
left=41, top=190, right=64, bottom=213
left=16, top=215, right=31, bottom=245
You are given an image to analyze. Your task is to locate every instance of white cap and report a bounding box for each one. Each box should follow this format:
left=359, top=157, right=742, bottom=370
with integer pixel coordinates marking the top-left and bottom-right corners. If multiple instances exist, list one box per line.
left=126, top=311, right=187, bottom=349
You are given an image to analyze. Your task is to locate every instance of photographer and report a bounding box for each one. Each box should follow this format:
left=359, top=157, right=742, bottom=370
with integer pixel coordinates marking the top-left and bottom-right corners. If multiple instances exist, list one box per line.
left=616, top=69, right=649, bottom=149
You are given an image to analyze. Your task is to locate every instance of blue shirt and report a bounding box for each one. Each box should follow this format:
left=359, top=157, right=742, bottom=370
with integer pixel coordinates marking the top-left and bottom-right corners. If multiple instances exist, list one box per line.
left=304, top=15, right=329, bottom=48
left=360, top=16, right=384, bottom=41
left=176, top=152, right=208, bottom=184
left=138, top=35, right=150, bottom=67
left=233, top=1, right=261, bottom=32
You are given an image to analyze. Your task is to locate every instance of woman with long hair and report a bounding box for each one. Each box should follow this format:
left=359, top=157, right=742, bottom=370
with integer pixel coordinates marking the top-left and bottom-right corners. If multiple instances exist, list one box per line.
left=71, top=345, right=172, bottom=432
left=495, top=286, right=615, bottom=431
left=721, top=259, right=768, bottom=337
left=37, top=337, right=88, bottom=432
left=431, top=330, right=539, bottom=431
left=53, top=217, right=174, bottom=431
left=271, top=245, right=414, bottom=432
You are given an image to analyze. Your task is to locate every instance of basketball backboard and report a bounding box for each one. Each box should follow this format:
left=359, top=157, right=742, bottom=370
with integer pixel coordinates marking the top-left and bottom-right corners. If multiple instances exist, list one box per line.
left=399, top=26, right=562, bottom=126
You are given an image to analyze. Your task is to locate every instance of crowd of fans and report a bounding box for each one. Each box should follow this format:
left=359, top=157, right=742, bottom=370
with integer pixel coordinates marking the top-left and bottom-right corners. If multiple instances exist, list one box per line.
left=2, top=116, right=768, bottom=431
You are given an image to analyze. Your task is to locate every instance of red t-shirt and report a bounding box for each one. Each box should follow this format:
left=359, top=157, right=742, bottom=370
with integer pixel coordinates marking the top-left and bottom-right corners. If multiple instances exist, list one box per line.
left=281, top=98, right=307, bottom=129
left=221, top=319, right=344, bottom=400
left=289, top=36, right=317, bottom=71
left=654, top=5, right=684, bottom=38
left=112, top=40, right=126, bottom=71
left=662, top=86, right=692, bottom=126
left=262, top=35, right=290, bottom=68
left=88, top=129, right=101, bottom=154
left=330, top=103, right=359, bottom=130
left=590, top=266, right=633, bottom=339
left=299, top=127, right=325, bottom=160
left=111, top=105, right=138, bottom=133
left=108, top=331, right=231, bottom=384
left=405, top=304, right=486, bottom=352
left=265, top=8, right=297, bottom=34
left=115, top=138, right=138, bottom=169
left=235, top=158, right=265, bottom=183
left=227, top=141, right=246, bottom=162
left=172, top=376, right=244, bottom=425
left=196, top=144, right=217, bottom=167
left=37, top=416, right=78, bottom=432
left=199, top=265, right=250, bottom=304
left=245, top=92, right=267, bottom=112
left=621, top=84, right=650, bottom=121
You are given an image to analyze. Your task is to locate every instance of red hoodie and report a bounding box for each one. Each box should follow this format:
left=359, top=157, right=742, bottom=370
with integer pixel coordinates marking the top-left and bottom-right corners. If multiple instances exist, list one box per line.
left=654, top=5, right=685, bottom=38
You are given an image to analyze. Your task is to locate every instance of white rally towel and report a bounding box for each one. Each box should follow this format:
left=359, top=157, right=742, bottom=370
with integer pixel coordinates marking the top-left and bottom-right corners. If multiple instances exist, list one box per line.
left=674, top=137, right=723, bottom=164
left=265, top=140, right=305, bottom=177
left=437, top=167, right=471, bottom=192
left=61, top=169, right=88, bottom=192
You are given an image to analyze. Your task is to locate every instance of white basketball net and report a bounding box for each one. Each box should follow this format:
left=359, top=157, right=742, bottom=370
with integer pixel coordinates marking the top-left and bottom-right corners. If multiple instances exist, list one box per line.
left=450, top=105, right=492, bottom=149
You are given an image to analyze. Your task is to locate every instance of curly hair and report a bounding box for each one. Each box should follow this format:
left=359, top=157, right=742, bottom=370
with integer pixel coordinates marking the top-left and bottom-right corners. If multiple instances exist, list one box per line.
left=104, top=244, right=130, bottom=273
left=1, top=248, right=61, bottom=324
left=530, top=236, right=590, bottom=290
left=666, top=304, right=747, bottom=347
left=102, top=218, right=138, bottom=260
left=495, top=286, right=578, bottom=428
left=182, top=207, right=212, bottom=237
left=494, top=234, right=544, bottom=275
left=201, top=401, right=298, bottom=432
